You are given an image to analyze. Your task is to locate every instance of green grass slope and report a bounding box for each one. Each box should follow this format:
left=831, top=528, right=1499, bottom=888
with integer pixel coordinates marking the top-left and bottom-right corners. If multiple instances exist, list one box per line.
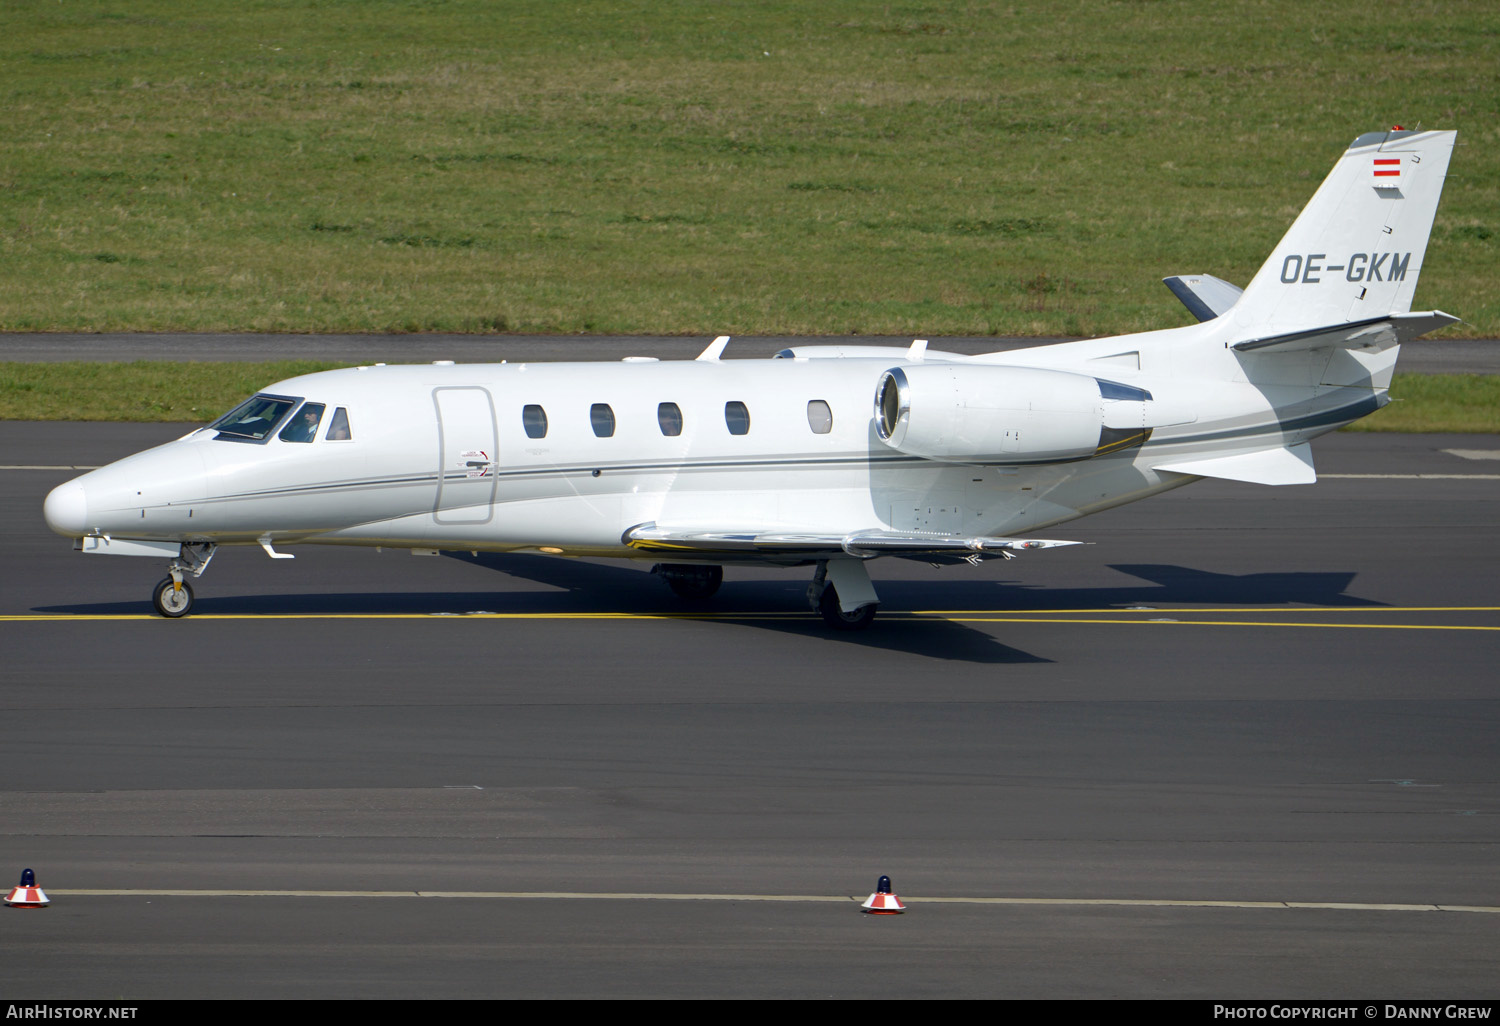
left=1, top=0, right=1496, bottom=336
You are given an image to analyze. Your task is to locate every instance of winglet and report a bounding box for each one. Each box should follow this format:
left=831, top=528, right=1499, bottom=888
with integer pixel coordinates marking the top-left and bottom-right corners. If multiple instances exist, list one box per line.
left=1162, top=274, right=1243, bottom=322
left=908, top=339, right=928, bottom=362
left=696, top=335, right=731, bottom=361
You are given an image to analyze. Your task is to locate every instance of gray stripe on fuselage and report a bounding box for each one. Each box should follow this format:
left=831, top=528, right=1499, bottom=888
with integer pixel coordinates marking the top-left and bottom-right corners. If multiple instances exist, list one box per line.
left=1149, top=395, right=1383, bottom=450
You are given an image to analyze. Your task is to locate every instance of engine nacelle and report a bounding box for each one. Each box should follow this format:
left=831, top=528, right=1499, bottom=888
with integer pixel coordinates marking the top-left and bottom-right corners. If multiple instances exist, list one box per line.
left=874, top=364, right=1148, bottom=464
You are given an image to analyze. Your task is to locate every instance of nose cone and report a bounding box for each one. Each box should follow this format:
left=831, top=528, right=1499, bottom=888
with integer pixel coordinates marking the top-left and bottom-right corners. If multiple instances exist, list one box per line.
left=44, top=479, right=89, bottom=537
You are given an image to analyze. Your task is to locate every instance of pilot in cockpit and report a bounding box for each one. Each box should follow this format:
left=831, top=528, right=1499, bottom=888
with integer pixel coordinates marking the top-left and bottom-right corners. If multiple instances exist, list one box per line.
left=280, top=404, right=324, bottom=443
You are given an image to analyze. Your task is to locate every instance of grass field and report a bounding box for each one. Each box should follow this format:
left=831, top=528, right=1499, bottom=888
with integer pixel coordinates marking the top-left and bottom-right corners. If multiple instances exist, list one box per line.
left=1, top=361, right=1494, bottom=432
left=2, top=0, right=1496, bottom=337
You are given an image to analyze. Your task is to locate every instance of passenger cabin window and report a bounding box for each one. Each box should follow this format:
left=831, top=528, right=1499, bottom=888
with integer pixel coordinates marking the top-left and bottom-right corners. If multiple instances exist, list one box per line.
left=590, top=403, right=615, bottom=438
left=522, top=404, right=548, bottom=439
left=806, top=400, right=833, bottom=434
left=658, top=402, right=683, bottom=437
left=325, top=407, right=352, bottom=441
left=210, top=394, right=300, bottom=443
left=279, top=402, right=326, bottom=443
left=724, top=401, right=750, bottom=436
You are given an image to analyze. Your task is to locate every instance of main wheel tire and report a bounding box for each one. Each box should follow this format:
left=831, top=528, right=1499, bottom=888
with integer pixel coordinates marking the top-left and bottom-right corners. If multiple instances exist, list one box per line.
left=661, top=564, right=723, bottom=601
left=817, top=585, right=877, bottom=631
left=152, top=577, right=194, bottom=618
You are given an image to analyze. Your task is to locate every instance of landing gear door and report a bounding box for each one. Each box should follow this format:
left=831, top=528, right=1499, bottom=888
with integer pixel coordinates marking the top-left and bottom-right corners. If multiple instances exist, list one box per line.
left=434, top=387, right=498, bottom=525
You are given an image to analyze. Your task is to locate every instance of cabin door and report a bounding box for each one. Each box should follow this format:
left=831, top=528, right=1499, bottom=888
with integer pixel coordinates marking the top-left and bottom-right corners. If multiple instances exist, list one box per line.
left=433, top=386, right=498, bottom=525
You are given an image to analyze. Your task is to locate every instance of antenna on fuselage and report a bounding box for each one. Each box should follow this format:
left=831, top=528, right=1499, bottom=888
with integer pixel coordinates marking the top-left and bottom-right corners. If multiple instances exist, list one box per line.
left=695, top=335, right=731, bottom=361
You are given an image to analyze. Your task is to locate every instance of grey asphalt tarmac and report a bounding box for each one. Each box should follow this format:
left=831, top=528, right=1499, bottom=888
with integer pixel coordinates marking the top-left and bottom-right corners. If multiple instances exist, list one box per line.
left=3, top=331, right=1498, bottom=373
left=2, top=424, right=1498, bottom=999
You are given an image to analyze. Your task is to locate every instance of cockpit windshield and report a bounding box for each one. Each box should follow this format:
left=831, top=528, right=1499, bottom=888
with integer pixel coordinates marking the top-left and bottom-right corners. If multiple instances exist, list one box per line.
left=209, top=394, right=301, bottom=443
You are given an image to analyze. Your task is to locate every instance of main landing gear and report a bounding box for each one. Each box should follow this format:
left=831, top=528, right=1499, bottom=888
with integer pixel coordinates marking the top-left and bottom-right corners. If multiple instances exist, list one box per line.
left=653, top=563, right=724, bottom=601
left=807, top=559, right=879, bottom=631
left=653, top=559, right=879, bottom=630
left=151, top=542, right=216, bottom=618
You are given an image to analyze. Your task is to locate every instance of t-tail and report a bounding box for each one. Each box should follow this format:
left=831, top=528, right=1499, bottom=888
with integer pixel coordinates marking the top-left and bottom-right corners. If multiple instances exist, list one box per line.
left=1222, top=128, right=1458, bottom=353
left=1144, top=130, right=1458, bottom=488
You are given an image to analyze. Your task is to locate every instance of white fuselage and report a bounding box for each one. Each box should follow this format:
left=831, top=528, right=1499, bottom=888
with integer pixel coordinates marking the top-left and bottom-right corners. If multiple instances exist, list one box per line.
left=42, top=326, right=1388, bottom=563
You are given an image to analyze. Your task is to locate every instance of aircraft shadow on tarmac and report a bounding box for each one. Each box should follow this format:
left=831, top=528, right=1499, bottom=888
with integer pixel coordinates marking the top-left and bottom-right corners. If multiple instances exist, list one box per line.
left=34, top=556, right=1379, bottom=666
left=442, top=554, right=1378, bottom=610
left=450, top=553, right=1052, bottom=664
left=985, top=563, right=1384, bottom=609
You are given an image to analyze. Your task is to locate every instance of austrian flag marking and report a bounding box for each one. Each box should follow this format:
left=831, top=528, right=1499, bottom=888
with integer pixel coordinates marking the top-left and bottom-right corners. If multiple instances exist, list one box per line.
left=1373, top=157, right=1402, bottom=182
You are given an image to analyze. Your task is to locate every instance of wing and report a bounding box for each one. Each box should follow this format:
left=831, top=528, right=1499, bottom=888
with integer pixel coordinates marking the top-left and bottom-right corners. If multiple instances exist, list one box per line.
left=623, top=522, right=1082, bottom=564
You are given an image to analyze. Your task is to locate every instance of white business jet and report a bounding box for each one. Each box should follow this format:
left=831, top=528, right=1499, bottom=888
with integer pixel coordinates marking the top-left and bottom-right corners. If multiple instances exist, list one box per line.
left=44, top=129, right=1457, bottom=628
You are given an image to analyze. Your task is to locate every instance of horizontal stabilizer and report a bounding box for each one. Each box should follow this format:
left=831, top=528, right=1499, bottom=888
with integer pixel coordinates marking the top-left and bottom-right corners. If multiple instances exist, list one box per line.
left=1232, top=311, right=1459, bottom=354
left=1154, top=443, right=1316, bottom=486
left=1162, top=274, right=1243, bottom=322
left=624, top=523, right=1081, bottom=560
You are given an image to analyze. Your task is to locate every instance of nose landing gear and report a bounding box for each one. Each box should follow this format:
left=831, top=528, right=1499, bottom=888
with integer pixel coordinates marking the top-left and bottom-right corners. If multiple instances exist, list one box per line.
left=151, top=542, right=217, bottom=618
left=152, top=576, right=194, bottom=617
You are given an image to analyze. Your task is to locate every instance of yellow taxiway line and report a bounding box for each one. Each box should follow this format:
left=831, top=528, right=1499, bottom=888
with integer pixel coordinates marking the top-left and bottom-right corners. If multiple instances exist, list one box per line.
left=40, top=889, right=1500, bottom=914
left=928, top=618, right=1500, bottom=631
left=2, top=606, right=1499, bottom=630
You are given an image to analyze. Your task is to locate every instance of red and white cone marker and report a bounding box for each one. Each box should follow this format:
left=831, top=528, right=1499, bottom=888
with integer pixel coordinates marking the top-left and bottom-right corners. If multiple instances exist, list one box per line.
left=861, top=874, right=905, bottom=914
left=6, top=868, right=49, bottom=909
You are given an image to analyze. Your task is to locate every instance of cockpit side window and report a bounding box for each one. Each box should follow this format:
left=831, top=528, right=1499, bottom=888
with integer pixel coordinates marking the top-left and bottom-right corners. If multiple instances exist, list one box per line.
left=279, top=402, right=326, bottom=443
left=210, top=394, right=301, bottom=443
left=325, top=407, right=353, bottom=441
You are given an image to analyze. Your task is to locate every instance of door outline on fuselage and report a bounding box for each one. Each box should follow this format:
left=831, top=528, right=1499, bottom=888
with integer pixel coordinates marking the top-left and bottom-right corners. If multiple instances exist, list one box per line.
left=433, top=386, right=499, bottom=525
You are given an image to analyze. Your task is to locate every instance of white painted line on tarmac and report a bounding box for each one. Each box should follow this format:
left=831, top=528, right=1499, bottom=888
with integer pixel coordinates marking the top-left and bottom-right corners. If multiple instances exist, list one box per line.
left=41, top=889, right=1500, bottom=914
left=1441, top=449, right=1500, bottom=461
left=1321, top=473, right=1500, bottom=480
left=0, top=465, right=100, bottom=471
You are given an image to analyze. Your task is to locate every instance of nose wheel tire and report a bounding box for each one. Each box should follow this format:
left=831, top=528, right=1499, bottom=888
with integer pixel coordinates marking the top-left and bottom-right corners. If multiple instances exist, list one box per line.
left=152, top=577, right=194, bottom=618
left=817, top=586, right=877, bottom=631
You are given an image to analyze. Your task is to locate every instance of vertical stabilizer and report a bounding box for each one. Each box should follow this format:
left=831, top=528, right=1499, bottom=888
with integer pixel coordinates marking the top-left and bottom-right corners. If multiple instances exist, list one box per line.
left=1229, top=130, right=1455, bottom=336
